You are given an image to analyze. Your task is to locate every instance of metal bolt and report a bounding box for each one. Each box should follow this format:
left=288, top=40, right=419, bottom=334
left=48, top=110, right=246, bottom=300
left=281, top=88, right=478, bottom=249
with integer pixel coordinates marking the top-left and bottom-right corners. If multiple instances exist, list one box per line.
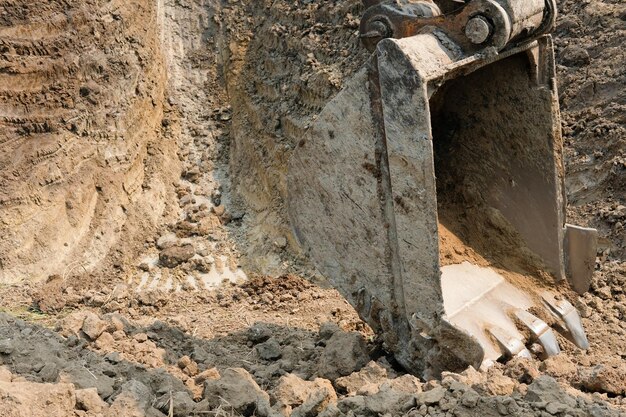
left=465, top=15, right=492, bottom=44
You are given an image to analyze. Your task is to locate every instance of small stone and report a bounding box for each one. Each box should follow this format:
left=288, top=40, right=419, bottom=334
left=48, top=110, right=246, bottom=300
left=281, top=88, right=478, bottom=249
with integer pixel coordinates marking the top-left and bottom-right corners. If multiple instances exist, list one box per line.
left=184, top=362, right=199, bottom=377
left=38, top=363, right=59, bottom=382
left=292, top=379, right=337, bottom=417
left=504, top=357, right=540, bottom=383
left=256, top=338, right=282, bottom=360
left=156, top=391, right=195, bottom=417
left=559, top=45, right=590, bottom=67
left=212, top=205, right=225, bottom=217
left=316, top=331, right=369, bottom=380
left=318, top=322, right=340, bottom=340
left=81, top=313, right=107, bottom=341
left=156, top=233, right=178, bottom=249
left=133, top=333, right=148, bottom=342
left=525, top=376, right=577, bottom=409
left=540, top=355, right=577, bottom=379
left=274, top=237, right=288, bottom=249
left=415, top=386, right=446, bottom=406
left=0, top=339, right=14, bottom=355
left=0, top=367, right=12, bottom=382
left=272, top=373, right=337, bottom=416
left=178, top=355, right=192, bottom=369
left=195, top=368, right=220, bottom=384
left=76, top=388, right=107, bottom=413
left=545, top=401, right=569, bottom=415
left=335, top=361, right=387, bottom=395
left=105, top=352, right=122, bottom=364
left=95, top=332, right=115, bottom=350
left=579, top=364, right=626, bottom=396
left=460, top=389, right=480, bottom=408
left=475, top=373, right=516, bottom=395
left=247, top=323, right=271, bottom=344
left=203, top=368, right=271, bottom=416
left=110, top=380, right=153, bottom=412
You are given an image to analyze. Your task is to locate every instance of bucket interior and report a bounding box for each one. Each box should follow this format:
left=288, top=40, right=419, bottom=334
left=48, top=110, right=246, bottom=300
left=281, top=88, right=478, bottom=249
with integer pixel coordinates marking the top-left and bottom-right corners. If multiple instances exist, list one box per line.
left=429, top=52, right=564, bottom=283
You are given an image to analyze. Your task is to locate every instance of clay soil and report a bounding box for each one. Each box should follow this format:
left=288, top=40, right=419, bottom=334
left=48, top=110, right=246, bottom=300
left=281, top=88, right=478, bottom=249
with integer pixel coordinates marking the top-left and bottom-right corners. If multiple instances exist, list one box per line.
left=0, top=0, right=624, bottom=416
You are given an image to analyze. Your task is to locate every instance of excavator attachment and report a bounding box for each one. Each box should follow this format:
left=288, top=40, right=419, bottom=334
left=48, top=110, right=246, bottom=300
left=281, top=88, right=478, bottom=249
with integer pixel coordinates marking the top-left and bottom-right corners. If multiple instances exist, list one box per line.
left=287, top=0, right=597, bottom=378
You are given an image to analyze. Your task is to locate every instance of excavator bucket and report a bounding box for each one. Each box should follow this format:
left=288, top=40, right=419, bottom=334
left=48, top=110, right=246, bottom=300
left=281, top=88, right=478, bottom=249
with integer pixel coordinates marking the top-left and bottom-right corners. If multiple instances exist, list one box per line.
left=287, top=0, right=597, bottom=378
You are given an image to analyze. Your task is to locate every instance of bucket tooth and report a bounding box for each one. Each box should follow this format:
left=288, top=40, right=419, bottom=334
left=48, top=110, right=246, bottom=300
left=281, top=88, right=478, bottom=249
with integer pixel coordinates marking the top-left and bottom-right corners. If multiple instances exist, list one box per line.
left=515, top=309, right=560, bottom=357
left=487, top=327, right=532, bottom=360
left=541, top=293, right=590, bottom=350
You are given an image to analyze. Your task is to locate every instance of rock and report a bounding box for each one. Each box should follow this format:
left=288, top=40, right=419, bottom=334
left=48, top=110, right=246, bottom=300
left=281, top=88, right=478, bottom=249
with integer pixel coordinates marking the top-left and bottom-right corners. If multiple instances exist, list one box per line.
left=0, top=366, right=12, bottom=382
left=579, top=364, right=626, bottom=396
left=82, top=312, right=108, bottom=341
left=156, top=391, right=195, bottom=417
left=58, top=311, right=89, bottom=337
left=39, top=362, right=59, bottom=382
left=380, top=374, right=422, bottom=394
left=273, top=374, right=336, bottom=405
left=118, top=380, right=153, bottom=410
left=338, top=380, right=419, bottom=417
left=316, top=331, right=369, bottom=380
left=545, top=401, right=570, bottom=415
left=134, top=332, right=148, bottom=342
left=95, top=332, right=116, bottom=350
left=460, top=389, right=480, bottom=408
left=474, top=373, right=516, bottom=396
left=272, top=374, right=337, bottom=417
left=317, top=404, right=343, bottom=417
left=159, top=244, right=195, bottom=268
left=540, top=355, right=577, bottom=379
left=76, top=387, right=108, bottom=413
left=415, top=386, right=446, bottom=406
left=247, top=323, right=272, bottom=344
left=137, top=290, right=168, bottom=307
left=504, top=357, right=540, bottom=383
left=256, top=338, right=282, bottom=360
left=195, top=368, right=220, bottom=384
left=197, top=215, right=221, bottom=235
left=212, top=205, right=225, bottom=217
left=0, top=339, right=14, bottom=354
left=292, top=384, right=337, bottom=417
left=274, top=237, right=288, bottom=249
left=156, top=233, right=178, bottom=249
left=60, top=363, right=115, bottom=399
left=0, top=379, right=77, bottom=416
left=525, top=376, right=577, bottom=409
left=335, top=361, right=388, bottom=396
left=105, top=352, right=122, bottom=364
left=559, top=45, right=590, bottom=67
left=318, top=322, right=339, bottom=340
left=203, top=368, right=270, bottom=416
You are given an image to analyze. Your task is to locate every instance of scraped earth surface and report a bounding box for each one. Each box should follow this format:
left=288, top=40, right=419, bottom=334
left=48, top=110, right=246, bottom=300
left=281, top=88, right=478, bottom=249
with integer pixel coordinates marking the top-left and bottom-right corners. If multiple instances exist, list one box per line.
left=0, top=0, right=624, bottom=416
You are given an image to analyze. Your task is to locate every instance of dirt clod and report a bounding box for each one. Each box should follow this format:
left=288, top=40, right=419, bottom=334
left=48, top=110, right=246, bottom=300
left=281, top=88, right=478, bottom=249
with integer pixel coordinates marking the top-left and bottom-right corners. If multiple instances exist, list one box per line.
left=159, top=244, right=195, bottom=268
left=579, top=364, right=626, bottom=396
left=316, top=331, right=370, bottom=380
left=203, top=368, right=271, bottom=416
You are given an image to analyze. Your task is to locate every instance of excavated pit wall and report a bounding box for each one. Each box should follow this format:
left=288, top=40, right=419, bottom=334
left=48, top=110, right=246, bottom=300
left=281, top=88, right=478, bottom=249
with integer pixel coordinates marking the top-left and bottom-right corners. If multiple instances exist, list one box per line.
left=223, top=0, right=369, bottom=274
left=0, top=0, right=179, bottom=283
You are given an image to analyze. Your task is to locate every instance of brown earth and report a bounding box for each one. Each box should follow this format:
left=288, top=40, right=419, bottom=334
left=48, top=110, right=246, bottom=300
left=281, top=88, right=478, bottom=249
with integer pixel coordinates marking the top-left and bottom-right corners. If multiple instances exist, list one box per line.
left=0, top=0, right=624, bottom=416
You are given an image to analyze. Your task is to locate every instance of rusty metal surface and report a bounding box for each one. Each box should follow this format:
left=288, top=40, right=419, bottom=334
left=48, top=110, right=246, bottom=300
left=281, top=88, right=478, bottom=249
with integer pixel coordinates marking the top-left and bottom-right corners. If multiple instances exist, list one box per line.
left=360, top=0, right=557, bottom=53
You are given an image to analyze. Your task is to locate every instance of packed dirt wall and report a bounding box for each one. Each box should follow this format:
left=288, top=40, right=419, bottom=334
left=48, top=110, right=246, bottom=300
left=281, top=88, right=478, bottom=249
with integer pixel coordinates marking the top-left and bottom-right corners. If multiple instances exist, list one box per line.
left=0, top=0, right=179, bottom=283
